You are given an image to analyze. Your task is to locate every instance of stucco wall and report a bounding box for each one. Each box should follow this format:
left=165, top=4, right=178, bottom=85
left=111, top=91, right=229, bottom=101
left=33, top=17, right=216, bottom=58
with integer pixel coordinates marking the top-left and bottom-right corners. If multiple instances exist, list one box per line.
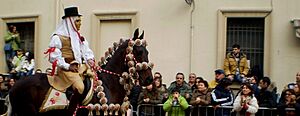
left=0, top=0, right=57, bottom=73
left=0, top=0, right=299, bottom=92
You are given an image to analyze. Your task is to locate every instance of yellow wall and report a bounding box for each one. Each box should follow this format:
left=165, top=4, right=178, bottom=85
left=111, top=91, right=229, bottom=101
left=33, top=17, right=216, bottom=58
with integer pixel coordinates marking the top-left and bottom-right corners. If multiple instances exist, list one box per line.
left=0, top=0, right=300, bottom=92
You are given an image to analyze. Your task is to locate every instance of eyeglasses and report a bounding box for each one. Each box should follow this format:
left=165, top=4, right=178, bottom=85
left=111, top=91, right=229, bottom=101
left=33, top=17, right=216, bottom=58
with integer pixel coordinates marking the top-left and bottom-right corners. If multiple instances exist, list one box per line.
left=195, top=81, right=201, bottom=83
left=189, top=76, right=195, bottom=78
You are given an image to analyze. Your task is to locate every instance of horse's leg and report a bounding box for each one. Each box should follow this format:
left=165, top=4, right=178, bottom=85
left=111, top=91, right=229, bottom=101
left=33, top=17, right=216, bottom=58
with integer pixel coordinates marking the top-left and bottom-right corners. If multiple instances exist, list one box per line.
left=22, top=103, right=38, bottom=116
left=67, top=89, right=81, bottom=116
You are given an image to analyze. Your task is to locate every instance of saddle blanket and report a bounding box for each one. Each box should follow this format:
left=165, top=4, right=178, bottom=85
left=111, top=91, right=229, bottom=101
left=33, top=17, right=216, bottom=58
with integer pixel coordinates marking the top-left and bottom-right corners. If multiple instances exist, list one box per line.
left=39, top=88, right=69, bottom=112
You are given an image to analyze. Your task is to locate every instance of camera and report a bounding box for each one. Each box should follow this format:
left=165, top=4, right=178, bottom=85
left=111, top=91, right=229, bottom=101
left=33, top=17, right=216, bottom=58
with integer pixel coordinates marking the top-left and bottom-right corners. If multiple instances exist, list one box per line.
left=172, top=99, right=178, bottom=106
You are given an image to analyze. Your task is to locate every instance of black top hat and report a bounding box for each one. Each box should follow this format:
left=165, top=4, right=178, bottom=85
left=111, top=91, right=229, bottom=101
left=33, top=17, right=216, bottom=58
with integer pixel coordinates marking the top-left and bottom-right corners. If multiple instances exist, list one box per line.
left=62, top=7, right=82, bottom=19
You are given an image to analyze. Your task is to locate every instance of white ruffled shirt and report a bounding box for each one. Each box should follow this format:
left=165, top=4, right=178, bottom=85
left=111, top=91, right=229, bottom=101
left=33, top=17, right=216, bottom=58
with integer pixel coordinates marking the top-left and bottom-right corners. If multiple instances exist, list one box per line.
left=48, top=16, right=94, bottom=70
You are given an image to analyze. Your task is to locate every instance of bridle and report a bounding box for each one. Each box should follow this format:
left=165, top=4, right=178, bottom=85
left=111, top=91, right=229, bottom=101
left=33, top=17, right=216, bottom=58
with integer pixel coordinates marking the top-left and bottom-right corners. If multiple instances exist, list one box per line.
left=74, top=38, right=154, bottom=116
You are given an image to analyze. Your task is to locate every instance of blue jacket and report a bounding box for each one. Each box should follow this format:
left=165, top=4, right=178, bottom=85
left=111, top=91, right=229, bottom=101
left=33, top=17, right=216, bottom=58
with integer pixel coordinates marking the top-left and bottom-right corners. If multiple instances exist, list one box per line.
left=211, top=85, right=234, bottom=106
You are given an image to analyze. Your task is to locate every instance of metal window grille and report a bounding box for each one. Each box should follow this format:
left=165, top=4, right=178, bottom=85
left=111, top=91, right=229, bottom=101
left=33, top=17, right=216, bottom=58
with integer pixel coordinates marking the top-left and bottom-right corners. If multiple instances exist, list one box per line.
left=226, top=18, right=265, bottom=73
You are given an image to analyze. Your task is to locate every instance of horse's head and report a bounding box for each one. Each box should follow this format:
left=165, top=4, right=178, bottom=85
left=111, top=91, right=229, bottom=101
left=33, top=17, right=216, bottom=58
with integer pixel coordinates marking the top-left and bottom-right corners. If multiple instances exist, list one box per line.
left=130, top=29, right=153, bottom=86
left=97, top=28, right=153, bottom=87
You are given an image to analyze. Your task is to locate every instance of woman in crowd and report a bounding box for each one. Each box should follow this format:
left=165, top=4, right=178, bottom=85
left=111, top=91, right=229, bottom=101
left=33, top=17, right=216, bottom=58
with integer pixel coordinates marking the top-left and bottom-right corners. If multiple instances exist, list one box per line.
left=23, top=52, right=35, bottom=76
left=7, top=78, right=16, bottom=91
left=153, top=72, right=168, bottom=102
left=138, top=83, right=162, bottom=116
left=0, top=76, right=8, bottom=98
left=4, top=25, right=20, bottom=71
left=233, top=83, right=259, bottom=116
left=191, top=77, right=204, bottom=91
left=277, top=89, right=298, bottom=116
left=10, top=49, right=26, bottom=79
left=190, top=80, right=211, bottom=115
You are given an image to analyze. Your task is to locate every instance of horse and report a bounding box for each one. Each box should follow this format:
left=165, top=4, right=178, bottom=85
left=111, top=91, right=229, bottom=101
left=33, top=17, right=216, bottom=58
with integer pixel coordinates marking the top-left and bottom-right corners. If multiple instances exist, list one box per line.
left=3, top=28, right=153, bottom=116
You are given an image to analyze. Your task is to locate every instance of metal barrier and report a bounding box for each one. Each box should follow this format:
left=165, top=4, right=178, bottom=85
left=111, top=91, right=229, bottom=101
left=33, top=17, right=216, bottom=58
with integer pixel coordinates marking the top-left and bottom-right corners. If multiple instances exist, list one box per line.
left=0, top=99, right=6, bottom=115
left=137, top=104, right=294, bottom=116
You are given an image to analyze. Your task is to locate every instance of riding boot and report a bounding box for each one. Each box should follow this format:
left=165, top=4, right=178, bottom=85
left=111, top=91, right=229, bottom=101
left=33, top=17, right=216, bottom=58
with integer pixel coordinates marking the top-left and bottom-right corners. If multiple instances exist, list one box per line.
left=67, top=89, right=81, bottom=116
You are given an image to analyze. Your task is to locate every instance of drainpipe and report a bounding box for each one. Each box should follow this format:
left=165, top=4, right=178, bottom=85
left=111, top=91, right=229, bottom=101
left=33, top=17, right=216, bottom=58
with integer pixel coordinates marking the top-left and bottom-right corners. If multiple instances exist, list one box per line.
left=189, top=0, right=195, bottom=73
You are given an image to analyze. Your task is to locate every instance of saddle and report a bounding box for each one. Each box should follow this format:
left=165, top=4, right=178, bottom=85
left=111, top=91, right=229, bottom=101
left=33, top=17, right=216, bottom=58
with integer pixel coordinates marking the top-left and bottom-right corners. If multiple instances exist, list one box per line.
left=40, top=64, right=95, bottom=113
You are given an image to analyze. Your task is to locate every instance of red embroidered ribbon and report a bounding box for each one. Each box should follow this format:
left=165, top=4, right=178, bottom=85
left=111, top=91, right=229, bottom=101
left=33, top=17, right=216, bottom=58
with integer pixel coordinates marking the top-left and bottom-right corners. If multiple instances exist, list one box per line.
left=51, top=60, right=57, bottom=76
left=44, top=47, right=57, bottom=76
left=44, top=47, right=56, bottom=60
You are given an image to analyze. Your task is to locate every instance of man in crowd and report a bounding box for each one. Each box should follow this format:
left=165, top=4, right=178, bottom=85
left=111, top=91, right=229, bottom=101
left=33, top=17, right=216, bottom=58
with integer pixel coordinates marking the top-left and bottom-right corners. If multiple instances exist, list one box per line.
left=209, top=69, right=225, bottom=88
left=256, top=77, right=277, bottom=116
left=188, top=73, right=197, bottom=91
left=224, top=44, right=249, bottom=83
left=168, top=72, right=192, bottom=102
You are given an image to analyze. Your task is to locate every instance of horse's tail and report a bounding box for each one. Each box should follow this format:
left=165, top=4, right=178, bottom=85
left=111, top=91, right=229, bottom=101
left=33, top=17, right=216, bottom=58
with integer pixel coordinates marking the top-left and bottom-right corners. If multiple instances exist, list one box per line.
left=0, top=95, right=12, bottom=116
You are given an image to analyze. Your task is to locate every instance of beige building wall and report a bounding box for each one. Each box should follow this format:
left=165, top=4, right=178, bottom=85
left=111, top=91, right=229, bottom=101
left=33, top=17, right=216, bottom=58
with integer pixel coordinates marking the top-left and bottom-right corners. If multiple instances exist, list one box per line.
left=0, top=0, right=299, bottom=92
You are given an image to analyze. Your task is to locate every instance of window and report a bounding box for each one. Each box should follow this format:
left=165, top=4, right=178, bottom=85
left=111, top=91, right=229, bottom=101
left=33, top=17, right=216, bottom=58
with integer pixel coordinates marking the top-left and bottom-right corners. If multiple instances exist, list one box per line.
left=92, top=11, right=137, bottom=59
left=1, top=16, right=39, bottom=71
left=217, top=9, right=271, bottom=75
left=226, top=18, right=264, bottom=71
left=7, top=22, right=35, bottom=53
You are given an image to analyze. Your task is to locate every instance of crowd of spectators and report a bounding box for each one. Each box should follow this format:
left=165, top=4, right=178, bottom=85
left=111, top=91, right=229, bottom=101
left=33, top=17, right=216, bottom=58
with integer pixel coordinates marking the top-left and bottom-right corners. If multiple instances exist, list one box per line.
left=132, top=70, right=300, bottom=116
left=2, top=26, right=300, bottom=116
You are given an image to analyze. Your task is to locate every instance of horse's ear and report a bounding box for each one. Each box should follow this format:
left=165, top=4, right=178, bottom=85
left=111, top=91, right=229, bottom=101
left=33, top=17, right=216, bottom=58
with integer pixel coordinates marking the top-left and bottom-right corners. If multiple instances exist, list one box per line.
left=133, top=28, right=139, bottom=40
left=138, top=31, right=144, bottom=40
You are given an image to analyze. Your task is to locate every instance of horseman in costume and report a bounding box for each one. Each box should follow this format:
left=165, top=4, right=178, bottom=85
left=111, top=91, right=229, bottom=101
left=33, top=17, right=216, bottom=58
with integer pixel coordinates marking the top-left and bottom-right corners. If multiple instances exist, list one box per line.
left=45, top=6, right=95, bottom=114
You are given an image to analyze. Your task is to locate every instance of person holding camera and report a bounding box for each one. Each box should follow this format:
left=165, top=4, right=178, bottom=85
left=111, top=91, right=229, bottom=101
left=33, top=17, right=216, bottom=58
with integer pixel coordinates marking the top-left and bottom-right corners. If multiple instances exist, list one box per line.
left=163, top=87, right=189, bottom=116
left=4, top=25, right=21, bottom=71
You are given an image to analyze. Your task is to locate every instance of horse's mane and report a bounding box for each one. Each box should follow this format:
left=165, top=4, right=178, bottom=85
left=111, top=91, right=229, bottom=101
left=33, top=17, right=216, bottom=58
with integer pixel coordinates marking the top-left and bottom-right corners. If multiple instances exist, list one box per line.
left=93, top=29, right=153, bottom=112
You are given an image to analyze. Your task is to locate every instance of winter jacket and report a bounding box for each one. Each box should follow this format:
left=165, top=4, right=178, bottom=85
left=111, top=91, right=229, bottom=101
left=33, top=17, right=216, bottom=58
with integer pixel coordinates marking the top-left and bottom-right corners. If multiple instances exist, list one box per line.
left=163, top=95, right=189, bottom=116
left=233, top=94, right=259, bottom=116
left=256, top=85, right=277, bottom=108
left=211, top=85, right=234, bottom=106
left=4, top=31, right=20, bottom=51
left=129, top=85, right=142, bottom=108
left=138, top=88, right=163, bottom=115
left=224, top=52, right=249, bottom=76
left=209, top=80, right=219, bottom=89
left=167, top=81, right=192, bottom=99
left=138, top=88, right=162, bottom=104
left=190, top=89, right=211, bottom=106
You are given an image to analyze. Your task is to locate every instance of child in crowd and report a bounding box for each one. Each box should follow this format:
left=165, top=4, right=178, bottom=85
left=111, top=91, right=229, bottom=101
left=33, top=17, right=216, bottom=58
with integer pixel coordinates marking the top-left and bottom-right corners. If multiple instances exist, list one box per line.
left=163, top=87, right=189, bottom=116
